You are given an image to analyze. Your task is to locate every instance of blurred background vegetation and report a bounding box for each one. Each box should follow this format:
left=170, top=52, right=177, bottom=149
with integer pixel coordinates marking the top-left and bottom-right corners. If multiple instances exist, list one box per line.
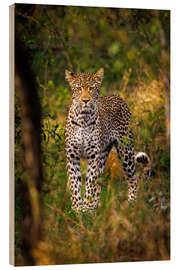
left=14, top=4, right=170, bottom=266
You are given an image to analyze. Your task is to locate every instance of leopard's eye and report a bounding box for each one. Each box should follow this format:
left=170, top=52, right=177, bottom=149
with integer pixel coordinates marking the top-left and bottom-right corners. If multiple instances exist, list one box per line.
left=75, top=86, right=82, bottom=92
left=89, top=86, right=94, bottom=92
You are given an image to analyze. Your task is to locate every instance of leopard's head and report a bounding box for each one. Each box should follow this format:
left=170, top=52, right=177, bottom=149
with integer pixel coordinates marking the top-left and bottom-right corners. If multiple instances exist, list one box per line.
left=65, top=68, right=104, bottom=113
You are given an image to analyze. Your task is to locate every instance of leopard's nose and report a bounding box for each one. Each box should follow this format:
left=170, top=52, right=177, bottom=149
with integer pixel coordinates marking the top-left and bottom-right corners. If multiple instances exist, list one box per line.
left=82, top=99, right=90, bottom=104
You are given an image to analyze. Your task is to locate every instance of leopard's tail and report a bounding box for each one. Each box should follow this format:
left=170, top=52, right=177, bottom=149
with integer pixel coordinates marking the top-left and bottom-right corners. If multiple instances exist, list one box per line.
left=135, top=152, right=151, bottom=180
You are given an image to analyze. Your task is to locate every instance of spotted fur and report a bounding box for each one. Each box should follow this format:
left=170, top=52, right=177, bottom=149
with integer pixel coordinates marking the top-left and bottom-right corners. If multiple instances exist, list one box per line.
left=65, top=68, right=151, bottom=211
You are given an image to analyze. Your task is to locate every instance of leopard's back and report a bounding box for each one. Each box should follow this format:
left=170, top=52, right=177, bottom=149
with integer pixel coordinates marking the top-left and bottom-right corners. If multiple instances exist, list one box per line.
left=97, top=95, right=131, bottom=136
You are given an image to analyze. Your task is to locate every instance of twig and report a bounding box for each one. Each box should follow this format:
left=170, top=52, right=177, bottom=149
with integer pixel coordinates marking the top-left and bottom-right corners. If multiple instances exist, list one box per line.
left=41, top=7, right=73, bottom=69
left=16, top=10, right=41, bottom=25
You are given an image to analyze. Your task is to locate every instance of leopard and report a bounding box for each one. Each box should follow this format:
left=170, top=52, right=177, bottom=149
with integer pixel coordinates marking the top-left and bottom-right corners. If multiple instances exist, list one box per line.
left=65, top=68, right=151, bottom=212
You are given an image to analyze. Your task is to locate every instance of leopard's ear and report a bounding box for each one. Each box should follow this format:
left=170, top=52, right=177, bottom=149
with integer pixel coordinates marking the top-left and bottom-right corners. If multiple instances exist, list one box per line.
left=65, top=70, right=75, bottom=83
left=94, top=68, right=104, bottom=84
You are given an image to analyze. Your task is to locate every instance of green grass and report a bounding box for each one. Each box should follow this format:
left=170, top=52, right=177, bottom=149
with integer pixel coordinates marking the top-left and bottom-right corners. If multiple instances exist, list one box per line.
left=42, top=171, right=169, bottom=264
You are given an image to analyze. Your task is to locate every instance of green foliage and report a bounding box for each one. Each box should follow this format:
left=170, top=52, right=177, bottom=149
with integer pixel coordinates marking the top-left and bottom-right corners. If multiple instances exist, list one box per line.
left=15, top=4, right=170, bottom=265
left=15, top=5, right=169, bottom=90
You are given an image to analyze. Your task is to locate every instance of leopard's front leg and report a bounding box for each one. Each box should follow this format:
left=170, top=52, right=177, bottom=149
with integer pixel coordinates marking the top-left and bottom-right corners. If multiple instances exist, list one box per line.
left=66, top=144, right=82, bottom=211
left=83, top=153, right=101, bottom=210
